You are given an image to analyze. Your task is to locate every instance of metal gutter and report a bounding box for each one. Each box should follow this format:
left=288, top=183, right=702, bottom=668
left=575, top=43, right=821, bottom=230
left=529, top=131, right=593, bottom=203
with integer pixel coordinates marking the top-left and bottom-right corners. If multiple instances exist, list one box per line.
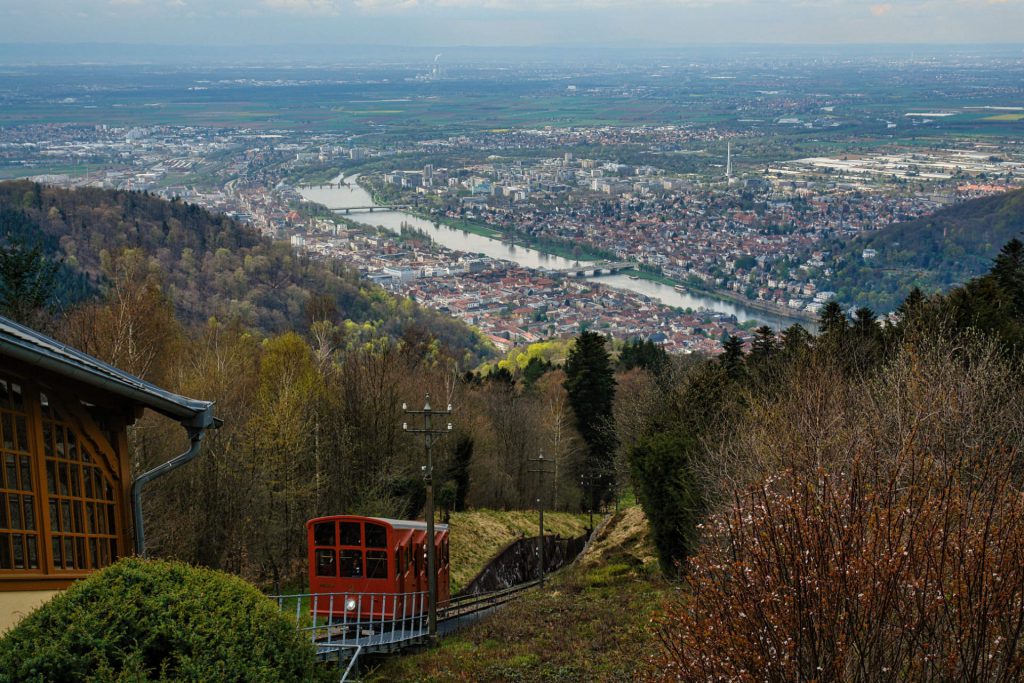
left=131, top=415, right=218, bottom=556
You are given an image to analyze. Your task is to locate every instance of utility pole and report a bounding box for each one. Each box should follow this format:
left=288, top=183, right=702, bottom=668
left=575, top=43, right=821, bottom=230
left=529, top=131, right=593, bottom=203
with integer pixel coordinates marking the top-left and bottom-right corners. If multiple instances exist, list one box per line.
left=402, top=393, right=452, bottom=638
left=529, top=451, right=554, bottom=587
left=580, top=471, right=594, bottom=531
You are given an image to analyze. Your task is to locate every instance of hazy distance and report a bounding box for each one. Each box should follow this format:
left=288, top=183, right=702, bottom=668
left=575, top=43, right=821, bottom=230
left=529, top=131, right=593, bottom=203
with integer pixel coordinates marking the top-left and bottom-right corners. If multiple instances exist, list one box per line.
left=1, top=0, right=1023, bottom=55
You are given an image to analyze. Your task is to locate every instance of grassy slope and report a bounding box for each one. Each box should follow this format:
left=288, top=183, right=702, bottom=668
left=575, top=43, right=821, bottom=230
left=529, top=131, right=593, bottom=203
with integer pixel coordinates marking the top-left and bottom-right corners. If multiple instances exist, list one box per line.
left=371, top=506, right=666, bottom=682
left=447, top=510, right=589, bottom=593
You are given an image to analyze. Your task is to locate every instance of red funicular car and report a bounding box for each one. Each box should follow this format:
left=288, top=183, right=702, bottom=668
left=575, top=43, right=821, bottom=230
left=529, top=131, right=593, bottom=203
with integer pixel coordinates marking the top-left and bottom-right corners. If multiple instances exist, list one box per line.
left=306, top=515, right=450, bottom=621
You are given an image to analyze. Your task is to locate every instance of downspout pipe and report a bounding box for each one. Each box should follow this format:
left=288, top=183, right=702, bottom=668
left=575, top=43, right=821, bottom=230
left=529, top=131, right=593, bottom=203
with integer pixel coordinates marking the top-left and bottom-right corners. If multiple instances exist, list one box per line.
left=131, top=406, right=219, bottom=557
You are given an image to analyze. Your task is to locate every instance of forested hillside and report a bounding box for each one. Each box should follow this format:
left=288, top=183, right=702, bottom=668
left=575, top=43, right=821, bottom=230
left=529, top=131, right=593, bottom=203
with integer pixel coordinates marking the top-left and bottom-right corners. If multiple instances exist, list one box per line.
left=0, top=180, right=491, bottom=363
left=826, top=188, right=1024, bottom=311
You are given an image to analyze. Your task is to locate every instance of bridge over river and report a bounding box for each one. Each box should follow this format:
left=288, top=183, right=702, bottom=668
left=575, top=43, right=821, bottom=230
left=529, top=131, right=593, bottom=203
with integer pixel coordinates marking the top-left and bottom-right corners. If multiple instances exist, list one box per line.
left=324, top=205, right=412, bottom=214
left=543, top=261, right=637, bottom=277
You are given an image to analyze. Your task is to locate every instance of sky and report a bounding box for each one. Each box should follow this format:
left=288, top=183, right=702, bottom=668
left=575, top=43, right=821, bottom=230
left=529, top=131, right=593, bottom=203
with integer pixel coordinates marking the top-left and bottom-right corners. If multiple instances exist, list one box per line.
left=1, top=0, right=1023, bottom=47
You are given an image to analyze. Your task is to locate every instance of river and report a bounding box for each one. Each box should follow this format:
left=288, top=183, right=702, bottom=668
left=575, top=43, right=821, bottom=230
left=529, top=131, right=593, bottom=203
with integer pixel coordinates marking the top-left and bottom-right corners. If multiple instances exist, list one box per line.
left=298, top=174, right=808, bottom=329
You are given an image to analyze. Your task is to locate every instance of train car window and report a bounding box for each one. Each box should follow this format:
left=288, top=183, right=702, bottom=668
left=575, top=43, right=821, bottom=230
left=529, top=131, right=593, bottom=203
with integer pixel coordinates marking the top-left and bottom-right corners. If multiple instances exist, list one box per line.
left=315, top=549, right=336, bottom=577
left=339, top=549, right=363, bottom=577
left=313, top=522, right=335, bottom=547
left=366, top=550, right=388, bottom=579
left=339, top=522, right=361, bottom=546
left=365, top=522, right=387, bottom=548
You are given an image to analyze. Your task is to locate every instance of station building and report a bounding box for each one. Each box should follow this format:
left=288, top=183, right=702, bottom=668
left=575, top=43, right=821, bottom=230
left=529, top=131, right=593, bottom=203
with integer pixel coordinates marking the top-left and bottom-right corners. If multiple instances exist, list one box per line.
left=0, top=316, right=217, bottom=631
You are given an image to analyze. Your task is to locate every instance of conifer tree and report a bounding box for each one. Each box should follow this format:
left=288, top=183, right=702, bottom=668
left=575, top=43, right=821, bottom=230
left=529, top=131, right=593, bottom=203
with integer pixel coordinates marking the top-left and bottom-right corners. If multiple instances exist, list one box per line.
left=818, top=300, right=847, bottom=337
left=719, top=334, right=746, bottom=380
left=749, top=325, right=777, bottom=362
left=564, top=331, right=617, bottom=508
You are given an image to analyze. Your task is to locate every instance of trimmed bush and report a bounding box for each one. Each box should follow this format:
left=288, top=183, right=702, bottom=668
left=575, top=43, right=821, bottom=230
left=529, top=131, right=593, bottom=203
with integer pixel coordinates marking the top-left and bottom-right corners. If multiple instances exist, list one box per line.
left=0, top=557, right=333, bottom=682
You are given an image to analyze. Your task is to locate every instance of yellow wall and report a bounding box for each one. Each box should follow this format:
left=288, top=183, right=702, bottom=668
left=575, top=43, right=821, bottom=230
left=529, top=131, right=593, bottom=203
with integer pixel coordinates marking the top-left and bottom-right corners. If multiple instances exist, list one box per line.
left=0, top=590, right=59, bottom=633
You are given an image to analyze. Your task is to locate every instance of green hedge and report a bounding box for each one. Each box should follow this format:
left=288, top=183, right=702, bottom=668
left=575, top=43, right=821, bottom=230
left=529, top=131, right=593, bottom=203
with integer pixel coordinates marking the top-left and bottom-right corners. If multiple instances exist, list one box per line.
left=0, top=558, right=333, bottom=683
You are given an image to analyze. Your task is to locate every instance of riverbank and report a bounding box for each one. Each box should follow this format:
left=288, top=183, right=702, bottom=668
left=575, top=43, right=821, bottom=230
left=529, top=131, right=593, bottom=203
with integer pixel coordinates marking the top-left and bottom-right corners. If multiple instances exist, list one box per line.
left=695, top=286, right=818, bottom=323
left=629, top=270, right=818, bottom=324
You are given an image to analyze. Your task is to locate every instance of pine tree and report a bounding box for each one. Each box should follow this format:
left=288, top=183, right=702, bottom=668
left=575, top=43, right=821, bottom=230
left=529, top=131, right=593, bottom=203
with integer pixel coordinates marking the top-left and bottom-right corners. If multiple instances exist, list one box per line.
left=564, top=331, right=618, bottom=509
left=749, top=325, right=777, bottom=362
left=818, top=300, right=847, bottom=337
left=719, top=334, right=746, bottom=380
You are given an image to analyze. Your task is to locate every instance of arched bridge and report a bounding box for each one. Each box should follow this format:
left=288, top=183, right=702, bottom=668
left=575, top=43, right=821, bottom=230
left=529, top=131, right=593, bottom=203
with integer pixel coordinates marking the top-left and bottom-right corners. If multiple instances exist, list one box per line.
left=326, top=205, right=412, bottom=214
left=546, top=261, right=636, bottom=278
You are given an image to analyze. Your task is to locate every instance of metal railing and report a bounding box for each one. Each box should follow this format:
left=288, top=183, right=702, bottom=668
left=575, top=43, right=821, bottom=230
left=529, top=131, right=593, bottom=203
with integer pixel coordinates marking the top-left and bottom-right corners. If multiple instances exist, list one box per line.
left=270, top=582, right=542, bottom=680
left=272, top=590, right=429, bottom=651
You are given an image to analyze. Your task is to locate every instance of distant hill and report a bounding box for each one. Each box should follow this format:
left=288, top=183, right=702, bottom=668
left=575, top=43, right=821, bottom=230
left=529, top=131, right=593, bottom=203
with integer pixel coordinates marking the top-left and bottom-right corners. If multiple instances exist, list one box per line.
left=826, top=188, right=1024, bottom=313
left=0, top=180, right=492, bottom=363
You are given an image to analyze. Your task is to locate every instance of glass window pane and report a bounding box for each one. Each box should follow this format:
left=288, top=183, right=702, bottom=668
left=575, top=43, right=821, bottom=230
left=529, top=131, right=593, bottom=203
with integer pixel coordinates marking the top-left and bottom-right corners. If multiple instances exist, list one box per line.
left=63, top=537, right=74, bottom=568
left=12, top=534, right=24, bottom=569
left=67, top=432, right=78, bottom=461
left=1, top=414, right=11, bottom=450
left=365, top=523, right=387, bottom=549
left=52, top=537, right=62, bottom=568
left=313, top=522, right=335, bottom=547
left=19, top=456, right=32, bottom=492
left=0, top=533, right=9, bottom=568
left=366, top=550, right=388, bottom=579
left=27, top=536, right=38, bottom=569
left=339, top=549, right=363, bottom=578
left=49, top=500, right=59, bottom=531
left=15, top=417, right=27, bottom=452
left=61, top=500, right=71, bottom=531
left=315, top=549, right=336, bottom=577
left=42, top=422, right=53, bottom=457
left=70, top=464, right=80, bottom=497
left=76, top=538, right=85, bottom=569
left=4, top=455, right=15, bottom=490
left=22, top=495, right=34, bottom=530
left=9, top=494, right=20, bottom=529
left=0, top=493, right=7, bottom=528
left=89, top=538, right=98, bottom=569
left=339, top=522, right=360, bottom=546
left=9, top=384, right=22, bottom=411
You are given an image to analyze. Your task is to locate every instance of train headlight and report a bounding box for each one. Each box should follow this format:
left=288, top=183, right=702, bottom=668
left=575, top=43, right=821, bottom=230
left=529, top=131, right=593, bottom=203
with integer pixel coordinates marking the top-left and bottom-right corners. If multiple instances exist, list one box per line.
left=345, top=598, right=357, bottom=611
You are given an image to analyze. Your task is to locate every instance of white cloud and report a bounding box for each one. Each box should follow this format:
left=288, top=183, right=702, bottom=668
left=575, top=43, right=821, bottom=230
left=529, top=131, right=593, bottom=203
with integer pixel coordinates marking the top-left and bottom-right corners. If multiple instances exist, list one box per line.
left=262, top=0, right=341, bottom=14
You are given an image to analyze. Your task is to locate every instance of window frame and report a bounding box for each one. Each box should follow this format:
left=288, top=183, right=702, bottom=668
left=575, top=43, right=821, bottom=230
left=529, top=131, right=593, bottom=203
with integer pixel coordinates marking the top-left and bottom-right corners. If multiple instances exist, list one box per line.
left=0, top=373, right=127, bottom=589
